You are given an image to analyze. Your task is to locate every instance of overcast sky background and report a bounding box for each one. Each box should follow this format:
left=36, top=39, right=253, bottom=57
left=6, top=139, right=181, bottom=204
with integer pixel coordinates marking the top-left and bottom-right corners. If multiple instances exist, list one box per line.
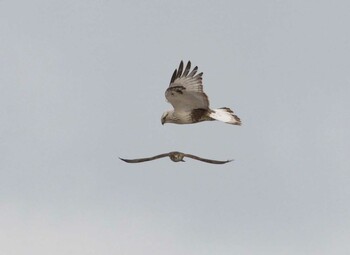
left=1, top=0, right=350, bottom=254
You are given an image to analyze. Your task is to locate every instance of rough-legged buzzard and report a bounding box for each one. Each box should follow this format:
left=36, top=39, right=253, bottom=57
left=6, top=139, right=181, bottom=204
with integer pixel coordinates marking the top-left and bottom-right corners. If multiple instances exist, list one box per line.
left=161, top=61, right=241, bottom=125
left=120, top=151, right=232, bottom=164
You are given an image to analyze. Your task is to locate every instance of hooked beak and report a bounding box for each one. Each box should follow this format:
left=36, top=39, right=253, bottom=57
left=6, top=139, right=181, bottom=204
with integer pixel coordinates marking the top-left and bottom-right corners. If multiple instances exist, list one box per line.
left=161, top=119, right=165, bottom=125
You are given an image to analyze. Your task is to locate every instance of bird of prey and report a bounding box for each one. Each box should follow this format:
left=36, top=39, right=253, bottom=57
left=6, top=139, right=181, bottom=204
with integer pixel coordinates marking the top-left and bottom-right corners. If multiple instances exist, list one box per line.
left=161, top=61, right=241, bottom=125
left=119, top=151, right=232, bottom=164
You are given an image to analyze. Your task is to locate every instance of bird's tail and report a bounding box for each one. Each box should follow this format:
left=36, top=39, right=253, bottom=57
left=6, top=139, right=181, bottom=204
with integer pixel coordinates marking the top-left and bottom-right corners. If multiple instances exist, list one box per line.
left=209, top=107, right=241, bottom=125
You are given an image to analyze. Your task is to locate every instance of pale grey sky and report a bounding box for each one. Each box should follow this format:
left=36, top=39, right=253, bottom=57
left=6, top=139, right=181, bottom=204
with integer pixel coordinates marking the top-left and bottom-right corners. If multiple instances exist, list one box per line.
left=1, top=0, right=350, bottom=254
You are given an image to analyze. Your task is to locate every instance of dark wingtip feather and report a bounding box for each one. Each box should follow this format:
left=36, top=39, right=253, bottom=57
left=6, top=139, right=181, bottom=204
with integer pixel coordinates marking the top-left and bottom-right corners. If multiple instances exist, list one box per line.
left=196, top=72, right=203, bottom=78
left=170, top=69, right=177, bottom=84
left=214, top=159, right=234, bottom=164
left=182, top=61, right=191, bottom=77
left=119, top=157, right=135, bottom=163
left=188, top=66, right=198, bottom=77
left=177, top=61, right=184, bottom=78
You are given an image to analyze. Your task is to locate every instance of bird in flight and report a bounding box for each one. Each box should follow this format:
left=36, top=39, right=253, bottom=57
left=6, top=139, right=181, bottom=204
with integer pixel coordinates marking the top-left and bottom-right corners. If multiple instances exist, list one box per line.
left=161, top=61, right=241, bottom=125
left=119, top=151, right=232, bottom=164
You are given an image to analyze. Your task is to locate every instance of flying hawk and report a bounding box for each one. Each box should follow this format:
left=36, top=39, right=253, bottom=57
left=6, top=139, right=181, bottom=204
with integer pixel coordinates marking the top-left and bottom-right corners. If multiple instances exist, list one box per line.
left=119, top=151, right=232, bottom=164
left=161, top=61, right=241, bottom=125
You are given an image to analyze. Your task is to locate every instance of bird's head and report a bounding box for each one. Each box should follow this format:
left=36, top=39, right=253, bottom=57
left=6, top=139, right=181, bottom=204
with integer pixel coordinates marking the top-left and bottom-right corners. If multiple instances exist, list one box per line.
left=161, top=111, right=169, bottom=125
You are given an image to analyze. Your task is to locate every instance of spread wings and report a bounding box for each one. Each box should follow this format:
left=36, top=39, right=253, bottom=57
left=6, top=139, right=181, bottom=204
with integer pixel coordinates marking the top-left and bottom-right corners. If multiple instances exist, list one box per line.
left=119, top=151, right=232, bottom=164
left=119, top=153, right=170, bottom=163
left=165, top=61, right=209, bottom=112
left=183, top=153, right=233, bottom=164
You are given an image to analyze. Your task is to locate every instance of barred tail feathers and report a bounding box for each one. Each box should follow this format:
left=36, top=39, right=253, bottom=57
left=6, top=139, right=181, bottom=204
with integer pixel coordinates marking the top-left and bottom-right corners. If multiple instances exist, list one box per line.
left=209, top=107, right=241, bottom=125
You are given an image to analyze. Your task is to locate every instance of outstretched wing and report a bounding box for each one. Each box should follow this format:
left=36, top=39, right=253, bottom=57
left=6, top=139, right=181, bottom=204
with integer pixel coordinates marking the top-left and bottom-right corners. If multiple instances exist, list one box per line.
left=184, top=153, right=233, bottom=164
left=165, top=61, right=209, bottom=112
left=119, top=153, right=170, bottom=163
